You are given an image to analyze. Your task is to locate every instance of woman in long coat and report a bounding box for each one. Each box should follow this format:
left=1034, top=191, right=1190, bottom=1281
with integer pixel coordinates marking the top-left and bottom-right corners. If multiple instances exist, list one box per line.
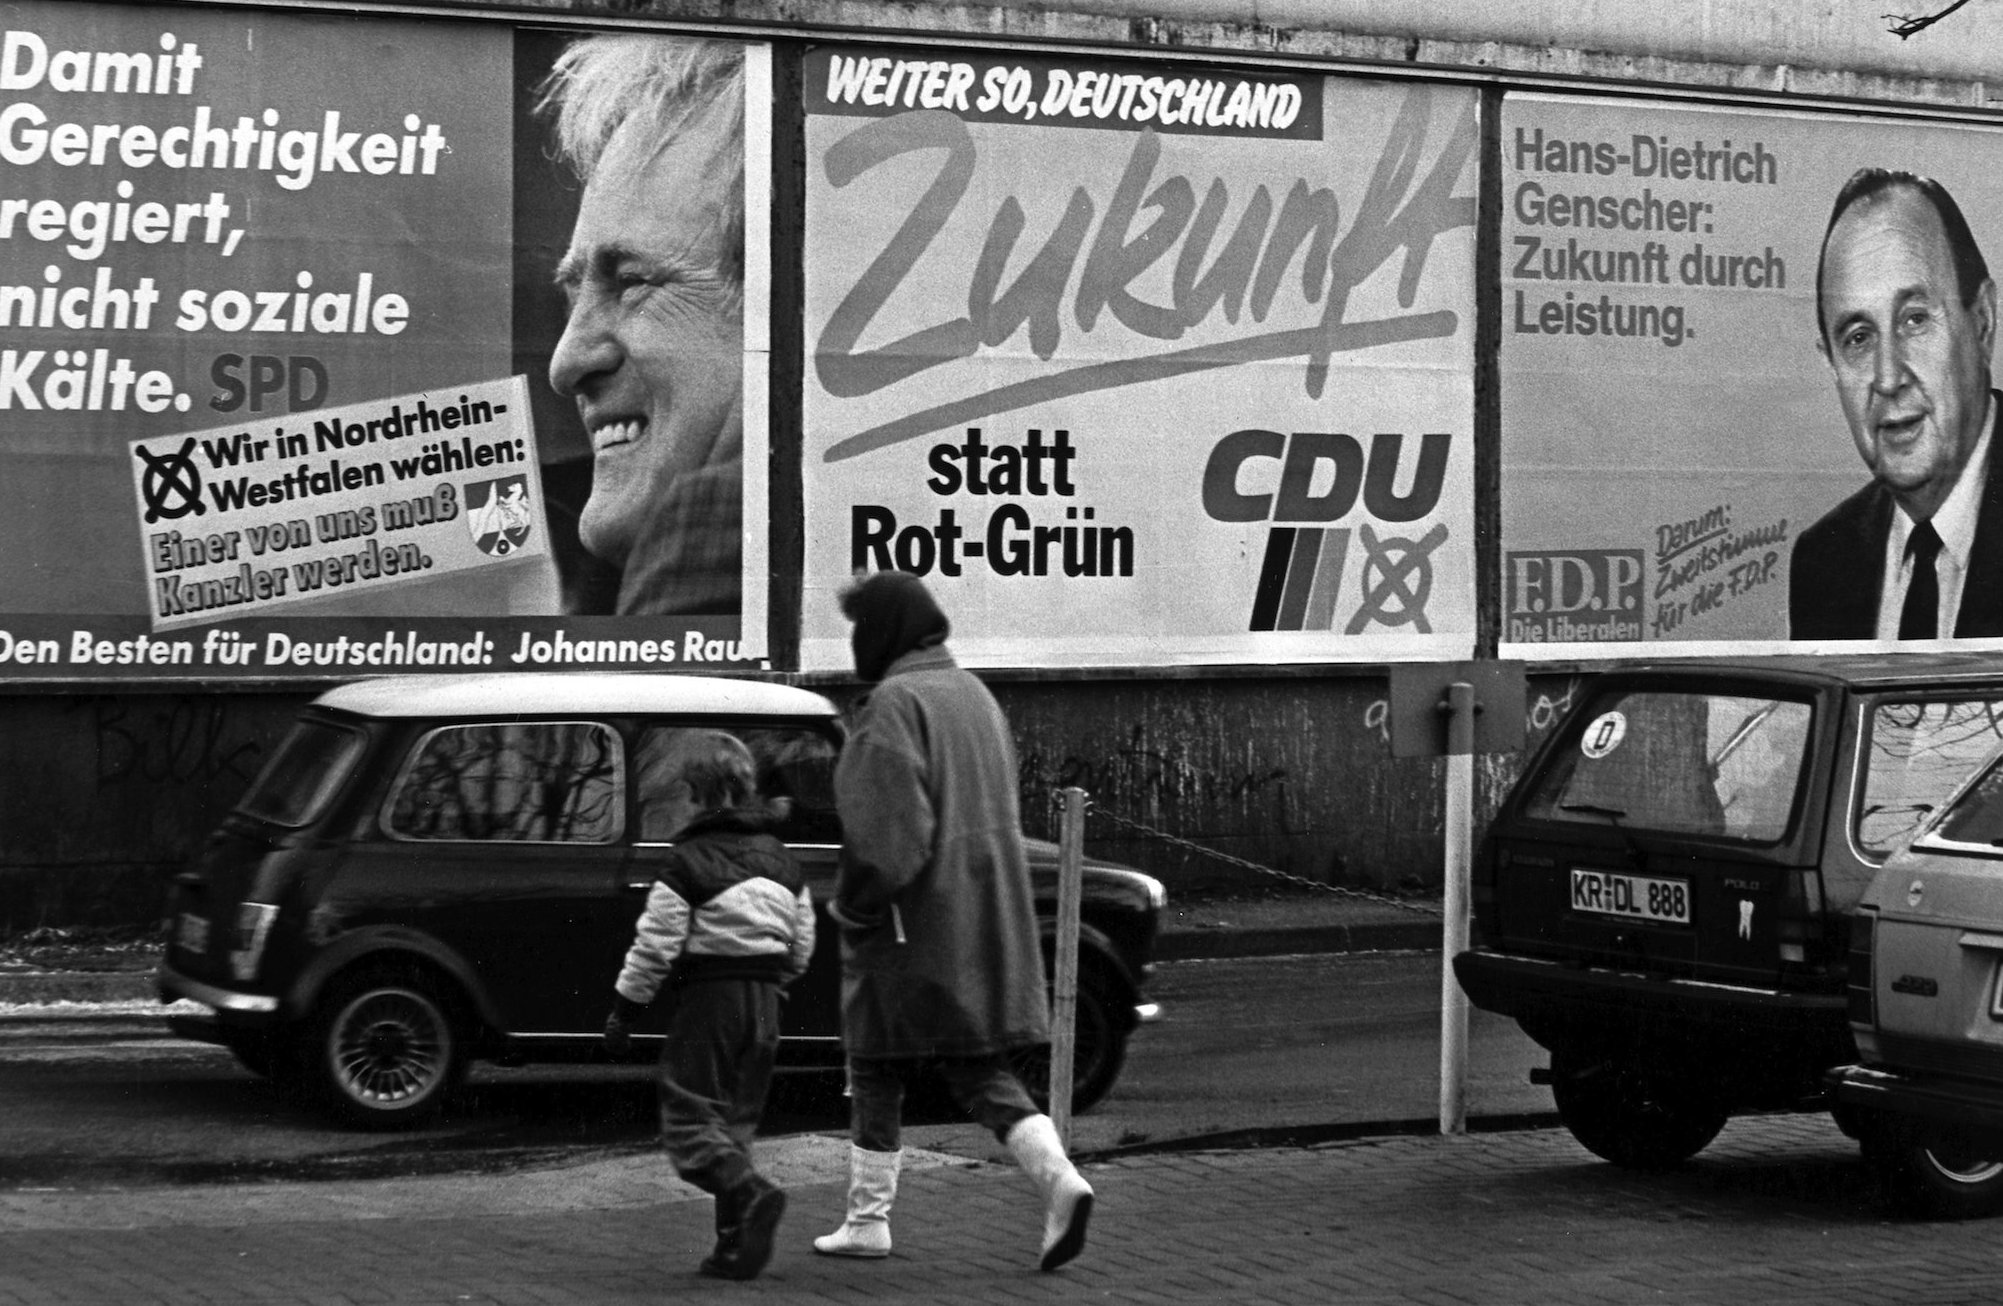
left=813, top=570, right=1094, bottom=1272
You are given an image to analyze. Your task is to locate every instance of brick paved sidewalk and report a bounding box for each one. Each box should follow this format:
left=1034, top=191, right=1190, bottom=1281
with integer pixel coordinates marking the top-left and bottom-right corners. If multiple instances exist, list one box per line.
left=2, top=1114, right=1997, bottom=1305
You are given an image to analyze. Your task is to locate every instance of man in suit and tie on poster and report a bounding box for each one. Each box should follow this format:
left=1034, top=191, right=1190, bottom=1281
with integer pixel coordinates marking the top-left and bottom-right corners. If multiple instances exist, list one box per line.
left=1790, top=168, right=2003, bottom=640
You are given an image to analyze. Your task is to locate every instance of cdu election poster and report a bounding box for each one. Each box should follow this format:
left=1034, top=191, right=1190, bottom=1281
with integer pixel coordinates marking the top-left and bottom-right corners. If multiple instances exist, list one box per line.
left=799, top=47, right=1480, bottom=670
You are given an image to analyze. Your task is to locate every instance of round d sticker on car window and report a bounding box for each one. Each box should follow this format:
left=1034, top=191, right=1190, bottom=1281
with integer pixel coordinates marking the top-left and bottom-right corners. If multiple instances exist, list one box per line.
left=1580, top=711, right=1627, bottom=759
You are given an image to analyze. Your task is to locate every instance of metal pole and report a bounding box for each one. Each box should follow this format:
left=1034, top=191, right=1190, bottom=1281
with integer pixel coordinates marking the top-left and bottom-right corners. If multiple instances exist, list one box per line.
left=1440, top=682, right=1475, bottom=1136
left=1051, top=786, right=1086, bottom=1147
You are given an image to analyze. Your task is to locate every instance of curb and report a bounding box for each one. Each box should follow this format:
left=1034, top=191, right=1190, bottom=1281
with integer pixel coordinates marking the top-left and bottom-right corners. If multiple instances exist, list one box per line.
left=0, top=969, right=159, bottom=1007
left=1071, top=1110, right=1563, bottom=1162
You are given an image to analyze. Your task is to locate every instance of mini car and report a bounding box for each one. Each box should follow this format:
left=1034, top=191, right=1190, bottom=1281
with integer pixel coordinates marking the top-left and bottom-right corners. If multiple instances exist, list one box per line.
left=1455, top=655, right=2003, bottom=1170
left=1828, top=752, right=2003, bottom=1219
left=155, top=673, right=1164, bottom=1128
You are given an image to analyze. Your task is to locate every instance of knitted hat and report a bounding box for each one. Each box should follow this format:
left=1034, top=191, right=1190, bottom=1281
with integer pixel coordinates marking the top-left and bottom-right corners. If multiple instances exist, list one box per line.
left=839, top=571, right=949, bottom=682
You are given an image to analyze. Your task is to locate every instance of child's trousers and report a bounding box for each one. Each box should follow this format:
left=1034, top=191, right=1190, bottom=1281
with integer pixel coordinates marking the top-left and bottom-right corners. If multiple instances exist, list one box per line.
left=656, top=978, right=781, bottom=1193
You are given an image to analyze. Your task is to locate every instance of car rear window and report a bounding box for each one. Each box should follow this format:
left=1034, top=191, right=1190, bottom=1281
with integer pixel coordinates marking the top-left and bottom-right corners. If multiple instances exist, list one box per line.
left=237, top=718, right=366, bottom=828
left=1523, top=690, right=1812, bottom=843
left=386, top=721, right=623, bottom=843
left=1864, top=699, right=2003, bottom=853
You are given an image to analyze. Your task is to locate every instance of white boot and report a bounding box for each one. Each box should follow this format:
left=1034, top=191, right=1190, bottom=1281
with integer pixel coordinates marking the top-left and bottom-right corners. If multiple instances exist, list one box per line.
left=813, top=1145, right=900, bottom=1258
left=1005, top=1113, right=1094, bottom=1271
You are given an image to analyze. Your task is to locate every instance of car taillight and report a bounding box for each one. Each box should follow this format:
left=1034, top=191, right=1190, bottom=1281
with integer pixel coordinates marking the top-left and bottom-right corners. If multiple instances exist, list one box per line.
left=1846, top=907, right=1877, bottom=1031
left=1469, top=844, right=1503, bottom=942
left=1776, top=869, right=1826, bottom=966
left=1776, top=922, right=1810, bottom=963
left=229, top=902, right=279, bottom=982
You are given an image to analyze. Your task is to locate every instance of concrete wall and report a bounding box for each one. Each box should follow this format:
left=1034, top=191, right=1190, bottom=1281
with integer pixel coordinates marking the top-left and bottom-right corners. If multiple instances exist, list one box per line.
left=996, top=672, right=1570, bottom=897
left=0, top=691, right=304, bottom=934
left=0, top=672, right=1587, bottom=930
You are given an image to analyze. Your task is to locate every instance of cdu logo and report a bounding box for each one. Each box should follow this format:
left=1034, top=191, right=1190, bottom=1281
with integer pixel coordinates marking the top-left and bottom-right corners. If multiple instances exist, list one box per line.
left=1201, top=430, right=1451, bottom=633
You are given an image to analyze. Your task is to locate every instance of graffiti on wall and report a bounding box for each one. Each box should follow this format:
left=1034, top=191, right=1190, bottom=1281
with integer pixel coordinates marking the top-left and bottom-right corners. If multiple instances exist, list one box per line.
left=1359, top=674, right=1583, bottom=745
left=72, top=695, right=265, bottom=788
left=1018, top=723, right=1296, bottom=831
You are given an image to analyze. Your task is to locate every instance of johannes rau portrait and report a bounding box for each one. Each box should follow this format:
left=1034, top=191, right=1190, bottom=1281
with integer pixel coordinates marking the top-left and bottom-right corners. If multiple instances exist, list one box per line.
left=539, top=36, right=746, bottom=618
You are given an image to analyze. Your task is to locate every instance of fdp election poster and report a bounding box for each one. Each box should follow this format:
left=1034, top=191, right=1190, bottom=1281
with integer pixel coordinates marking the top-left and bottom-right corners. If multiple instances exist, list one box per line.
left=1502, top=93, right=2003, bottom=656
left=0, top=2, right=769, bottom=679
left=800, top=48, right=1478, bottom=669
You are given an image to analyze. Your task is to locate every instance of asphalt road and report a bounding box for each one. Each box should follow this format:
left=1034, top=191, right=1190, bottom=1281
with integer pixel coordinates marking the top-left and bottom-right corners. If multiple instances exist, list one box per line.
left=908, top=949, right=1552, bottom=1161
left=0, top=950, right=1553, bottom=1187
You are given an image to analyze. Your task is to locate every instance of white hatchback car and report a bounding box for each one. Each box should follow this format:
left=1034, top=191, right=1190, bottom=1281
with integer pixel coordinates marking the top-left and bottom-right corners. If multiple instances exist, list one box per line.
left=1830, top=750, right=2003, bottom=1218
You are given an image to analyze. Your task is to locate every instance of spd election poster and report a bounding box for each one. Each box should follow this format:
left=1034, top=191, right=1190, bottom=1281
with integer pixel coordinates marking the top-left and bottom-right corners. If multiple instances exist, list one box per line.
left=1502, top=93, right=2003, bottom=656
left=799, top=48, right=1479, bottom=670
left=0, top=2, right=769, bottom=679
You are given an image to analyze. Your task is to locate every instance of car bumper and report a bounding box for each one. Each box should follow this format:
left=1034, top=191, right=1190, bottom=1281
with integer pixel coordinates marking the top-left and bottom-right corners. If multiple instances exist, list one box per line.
left=1453, top=949, right=1847, bottom=1036
left=1828, top=1063, right=2003, bottom=1136
left=155, top=960, right=281, bottom=1026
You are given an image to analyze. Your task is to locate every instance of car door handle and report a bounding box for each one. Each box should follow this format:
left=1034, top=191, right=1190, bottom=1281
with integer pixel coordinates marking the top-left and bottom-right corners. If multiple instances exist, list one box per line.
left=622, top=880, right=654, bottom=894
left=1959, top=931, right=2003, bottom=952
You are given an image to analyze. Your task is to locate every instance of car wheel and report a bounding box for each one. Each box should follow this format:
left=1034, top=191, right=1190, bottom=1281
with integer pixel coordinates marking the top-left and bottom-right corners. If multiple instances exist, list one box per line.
left=296, top=963, right=466, bottom=1129
left=1863, top=1122, right=2003, bottom=1219
left=1549, top=1052, right=1727, bottom=1170
left=1013, top=960, right=1129, bottom=1116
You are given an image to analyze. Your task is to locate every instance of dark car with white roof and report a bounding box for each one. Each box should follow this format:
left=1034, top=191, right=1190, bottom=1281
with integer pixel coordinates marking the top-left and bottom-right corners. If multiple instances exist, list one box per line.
left=156, top=673, right=1163, bottom=1127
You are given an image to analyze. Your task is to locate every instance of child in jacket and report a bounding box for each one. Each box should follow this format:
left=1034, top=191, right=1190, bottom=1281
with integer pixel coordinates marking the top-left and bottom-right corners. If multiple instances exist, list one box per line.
left=604, top=729, right=815, bottom=1280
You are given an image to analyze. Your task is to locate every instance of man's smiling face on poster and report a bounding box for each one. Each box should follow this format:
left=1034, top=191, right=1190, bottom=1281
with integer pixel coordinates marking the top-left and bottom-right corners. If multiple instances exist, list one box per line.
left=1820, top=183, right=1996, bottom=520
left=549, top=108, right=744, bottom=569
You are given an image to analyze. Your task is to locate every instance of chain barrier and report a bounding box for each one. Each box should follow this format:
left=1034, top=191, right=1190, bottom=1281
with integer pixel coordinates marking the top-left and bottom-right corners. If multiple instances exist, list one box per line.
left=1050, top=789, right=1442, bottom=917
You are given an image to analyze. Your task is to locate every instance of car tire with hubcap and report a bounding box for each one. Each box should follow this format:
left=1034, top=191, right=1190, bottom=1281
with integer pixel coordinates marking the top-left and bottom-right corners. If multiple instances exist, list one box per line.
left=1861, top=1118, right=2003, bottom=1219
left=1009, top=957, right=1129, bottom=1117
left=296, top=963, right=466, bottom=1129
left=1550, top=1051, right=1728, bottom=1170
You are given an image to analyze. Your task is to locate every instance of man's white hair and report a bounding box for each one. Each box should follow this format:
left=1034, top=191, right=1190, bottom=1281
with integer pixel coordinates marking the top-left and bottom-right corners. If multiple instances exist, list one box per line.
left=538, top=34, right=745, bottom=284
